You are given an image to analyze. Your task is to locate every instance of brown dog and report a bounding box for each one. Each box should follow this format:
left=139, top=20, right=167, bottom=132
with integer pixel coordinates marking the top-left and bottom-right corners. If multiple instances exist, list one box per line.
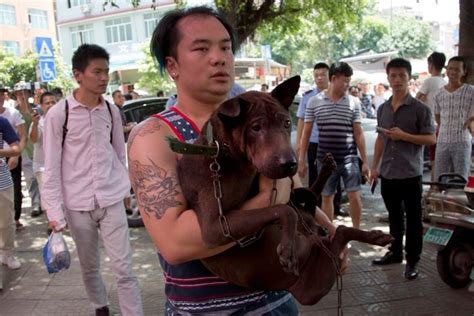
left=173, top=76, right=392, bottom=305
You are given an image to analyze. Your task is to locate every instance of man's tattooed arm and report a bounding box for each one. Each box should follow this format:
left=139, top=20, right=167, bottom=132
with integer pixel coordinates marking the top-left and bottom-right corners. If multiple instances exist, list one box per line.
left=129, top=158, right=182, bottom=220
left=127, top=117, right=162, bottom=152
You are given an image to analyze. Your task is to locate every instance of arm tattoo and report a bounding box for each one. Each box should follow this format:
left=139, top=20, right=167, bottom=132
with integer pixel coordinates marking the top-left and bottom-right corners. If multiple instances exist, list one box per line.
left=127, top=118, right=162, bottom=152
left=129, top=158, right=182, bottom=220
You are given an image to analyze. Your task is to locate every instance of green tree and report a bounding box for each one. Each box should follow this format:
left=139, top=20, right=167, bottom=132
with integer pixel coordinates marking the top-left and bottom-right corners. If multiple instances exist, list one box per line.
left=0, top=51, right=37, bottom=88
left=104, top=0, right=366, bottom=48
left=0, top=49, right=75, bottom=92
left=136, top=44, right=174, bottom=95
left=378, top=15, right=433, bottom=59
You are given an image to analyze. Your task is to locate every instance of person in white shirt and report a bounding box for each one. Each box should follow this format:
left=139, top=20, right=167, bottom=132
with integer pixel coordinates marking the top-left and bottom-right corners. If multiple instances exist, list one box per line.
left=29, top=91, right=57, bottom=193
left=433, top=56, right=474, bottom=181
left=416, top=52, right=446, bottom=180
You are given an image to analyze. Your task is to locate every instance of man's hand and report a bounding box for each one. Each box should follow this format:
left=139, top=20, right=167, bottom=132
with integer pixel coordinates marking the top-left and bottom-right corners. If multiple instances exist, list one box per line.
left=326, top=222, right=349, bottom=274
left=48, top=220, right=66, bottom=233
left=297, top=158, right=307, bottom=177
left=8, top=156, right=18, bottom=170
left=464, top=116, right=474, bottom=136
left=369, top=168, right=379, bottom=185
left=385, top=127, right=407, bottom=141
left=361, top=162, right=369, bottom=178
left=32, top=112, right=40, bottom=124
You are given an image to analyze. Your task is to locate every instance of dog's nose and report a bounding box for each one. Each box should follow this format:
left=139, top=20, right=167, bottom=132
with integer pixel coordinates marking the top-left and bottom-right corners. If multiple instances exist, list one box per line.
left=281, top=161, right=298, bottom=174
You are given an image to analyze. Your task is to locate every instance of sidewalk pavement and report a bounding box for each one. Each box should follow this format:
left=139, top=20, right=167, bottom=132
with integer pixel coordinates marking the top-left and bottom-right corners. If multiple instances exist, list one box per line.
left=1, top=185, right=473, bottom=315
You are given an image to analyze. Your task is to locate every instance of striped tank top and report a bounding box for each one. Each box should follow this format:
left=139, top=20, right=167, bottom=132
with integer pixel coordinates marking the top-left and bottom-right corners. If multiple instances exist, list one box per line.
left=153, top=107, right=266, bottom=313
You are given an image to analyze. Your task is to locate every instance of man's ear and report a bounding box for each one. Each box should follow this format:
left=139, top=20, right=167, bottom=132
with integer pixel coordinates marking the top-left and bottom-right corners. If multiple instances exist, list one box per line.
left=73, top=69, right=82, bottom=84
left=270, top=76, right=301, bottom=110
left=165, top=57, right=178, bottom=79
left=217, top=96, right=250, bottom=119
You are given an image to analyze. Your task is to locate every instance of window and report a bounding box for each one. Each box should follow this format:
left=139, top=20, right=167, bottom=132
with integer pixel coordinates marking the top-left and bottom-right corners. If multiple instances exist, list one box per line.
left=0, top=41, right=20, bottom=56
left=0, top=4, right=16, bottom=25
left=28, top=9, right=48, bottom=29
left=68, top=0, right=91, bottom=8
left=70, top=24, right=94, bottom=49
left=105, top=17, right=132, bottom=44
left=144, top=12, right=162, bottom=38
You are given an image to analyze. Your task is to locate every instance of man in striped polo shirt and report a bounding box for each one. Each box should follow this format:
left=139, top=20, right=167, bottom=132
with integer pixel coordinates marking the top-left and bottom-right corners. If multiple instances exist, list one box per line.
left=298, top=62, right=369, bottom=229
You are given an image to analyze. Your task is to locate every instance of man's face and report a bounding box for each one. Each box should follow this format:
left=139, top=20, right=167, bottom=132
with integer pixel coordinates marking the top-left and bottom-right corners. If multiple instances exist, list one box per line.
left=74, top=58, right=109, bottom=95
left=166, top=15, right=234, bottom=102
left=313, top=68, right=329, bottom=90
left=446, top=60, right=465, bottom=83
left=113, top=92, right=125, bottom=106
left=41, top=95, right=56, bottom=114
left=387, top=67, right=409, bottom=94
left=331, top=75, right=351, bottom=94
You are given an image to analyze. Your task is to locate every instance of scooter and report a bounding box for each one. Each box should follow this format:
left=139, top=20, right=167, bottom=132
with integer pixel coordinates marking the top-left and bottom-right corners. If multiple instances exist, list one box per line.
left=422, top=173, right=474, bottom=289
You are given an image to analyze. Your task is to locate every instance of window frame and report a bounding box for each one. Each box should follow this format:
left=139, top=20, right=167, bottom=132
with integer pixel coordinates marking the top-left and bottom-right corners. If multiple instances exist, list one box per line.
left=28, top=8, right=48, bottom=29
left=105, top=17, right=133, bottom=44
left=0, top=4, right=16, bottom=26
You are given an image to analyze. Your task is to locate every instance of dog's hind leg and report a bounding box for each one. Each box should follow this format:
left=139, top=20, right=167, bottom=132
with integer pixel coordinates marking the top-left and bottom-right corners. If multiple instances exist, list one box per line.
left=330, top=225, right=394, bottom=257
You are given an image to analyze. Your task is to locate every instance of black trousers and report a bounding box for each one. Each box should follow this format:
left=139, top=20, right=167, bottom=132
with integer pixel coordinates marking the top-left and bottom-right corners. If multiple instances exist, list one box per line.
left=307, top=142, right=318, bottom=187
left=380, top=176, right=423, bottom=264
left=7, top=156, right=23, bottom=221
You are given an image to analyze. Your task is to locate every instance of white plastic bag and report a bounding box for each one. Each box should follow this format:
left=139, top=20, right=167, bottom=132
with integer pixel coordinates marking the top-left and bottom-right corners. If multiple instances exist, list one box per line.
left=42, top=232, right=71, bottom=274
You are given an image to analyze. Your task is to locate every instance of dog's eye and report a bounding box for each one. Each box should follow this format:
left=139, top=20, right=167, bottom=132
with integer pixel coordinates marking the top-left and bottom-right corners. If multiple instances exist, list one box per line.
left=251, top=123, right=261, bottom=132
left=284, top=120, right=291, bottom=129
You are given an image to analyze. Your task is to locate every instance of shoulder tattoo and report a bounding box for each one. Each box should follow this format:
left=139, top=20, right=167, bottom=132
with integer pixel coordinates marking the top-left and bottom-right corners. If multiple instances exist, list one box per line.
left=127, top=117, right=162, bottom=151
left=129, top=158, right=182, bottom=220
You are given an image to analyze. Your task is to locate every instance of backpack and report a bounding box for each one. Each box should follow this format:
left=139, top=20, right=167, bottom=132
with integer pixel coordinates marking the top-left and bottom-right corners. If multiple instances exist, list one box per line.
left=62, top=100, right=113, bottom=147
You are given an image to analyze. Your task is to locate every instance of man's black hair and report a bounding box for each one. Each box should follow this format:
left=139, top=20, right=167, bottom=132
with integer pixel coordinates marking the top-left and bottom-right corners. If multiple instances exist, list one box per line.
left=386, top=58, right=412, bottom=77
left=428, top=52, right=446, bottom=71
left=150, top=6, right=236, bottom=74
left=448, top=56, right=468, bottom=74
left=51, top=87, right=63, bottom=97
left=112, top=90, right=122, bottom=98
left=40, top=91, right=55, bottom=104
left=314, top=62, right=329, bottom=70
left=72, top=44, right=110, bottom=72
left=329, top=62, right=353, bottom=79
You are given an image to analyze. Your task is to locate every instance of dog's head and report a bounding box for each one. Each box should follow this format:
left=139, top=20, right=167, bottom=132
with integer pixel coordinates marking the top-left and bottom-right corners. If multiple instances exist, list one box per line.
left=211, top=76, right=301, bottom=179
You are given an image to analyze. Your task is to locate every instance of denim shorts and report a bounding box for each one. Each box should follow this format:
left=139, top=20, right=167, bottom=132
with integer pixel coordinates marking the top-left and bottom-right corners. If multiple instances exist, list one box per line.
left=318, top=158, right=361, bottom=196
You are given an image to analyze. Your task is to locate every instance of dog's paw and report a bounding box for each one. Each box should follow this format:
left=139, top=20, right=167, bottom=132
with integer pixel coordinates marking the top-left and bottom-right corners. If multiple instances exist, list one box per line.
left=277, top=243, right=299, bottom=276
left=367, top=230, right=394, bottom=246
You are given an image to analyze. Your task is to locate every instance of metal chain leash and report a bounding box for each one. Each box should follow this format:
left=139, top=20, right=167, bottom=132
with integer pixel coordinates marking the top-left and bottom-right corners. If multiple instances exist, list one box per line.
left=210, top=140, right=263, bottom=248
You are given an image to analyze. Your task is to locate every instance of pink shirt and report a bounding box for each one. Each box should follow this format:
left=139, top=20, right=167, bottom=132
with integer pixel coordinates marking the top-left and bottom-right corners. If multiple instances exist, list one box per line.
left=41, top=92, right=130, bottom=223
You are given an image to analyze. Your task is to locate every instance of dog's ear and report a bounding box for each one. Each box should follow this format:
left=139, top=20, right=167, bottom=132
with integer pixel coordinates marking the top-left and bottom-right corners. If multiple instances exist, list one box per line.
left=218, top=96, right=249, bottom=119
left=270, top=75, right=301, bottom=110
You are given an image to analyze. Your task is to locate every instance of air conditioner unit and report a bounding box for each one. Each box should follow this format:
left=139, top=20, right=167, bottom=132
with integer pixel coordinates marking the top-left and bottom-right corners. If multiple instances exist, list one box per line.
left=81, top=3, right=92, bottom=15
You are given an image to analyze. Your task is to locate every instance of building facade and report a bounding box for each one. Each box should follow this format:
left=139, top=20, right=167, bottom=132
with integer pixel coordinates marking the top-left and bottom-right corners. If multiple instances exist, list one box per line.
left=55, top=0, right=175, bottom=92
left=0, top=0, right=57, bottom=56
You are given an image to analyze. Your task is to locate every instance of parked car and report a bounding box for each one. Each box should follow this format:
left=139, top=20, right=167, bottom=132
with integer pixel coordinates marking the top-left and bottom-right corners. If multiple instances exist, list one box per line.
left=122, top=97, right=168, bottom=124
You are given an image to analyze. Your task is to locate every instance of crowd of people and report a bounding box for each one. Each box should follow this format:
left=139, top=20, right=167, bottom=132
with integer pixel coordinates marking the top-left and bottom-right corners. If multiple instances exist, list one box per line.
left=0, top=5, right=472, bottom=315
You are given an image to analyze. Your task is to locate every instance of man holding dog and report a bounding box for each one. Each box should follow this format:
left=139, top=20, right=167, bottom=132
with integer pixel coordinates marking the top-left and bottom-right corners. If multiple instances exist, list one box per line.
left=128, top=6, right=345, bottom=315
left=370, top=58, right=436, bottom=280
left=298, top=62, right=369, bottom=229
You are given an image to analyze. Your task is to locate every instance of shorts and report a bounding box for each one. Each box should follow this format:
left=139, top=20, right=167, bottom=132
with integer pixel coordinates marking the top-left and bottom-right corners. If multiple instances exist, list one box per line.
left=318, top=158, right=361, bottom=196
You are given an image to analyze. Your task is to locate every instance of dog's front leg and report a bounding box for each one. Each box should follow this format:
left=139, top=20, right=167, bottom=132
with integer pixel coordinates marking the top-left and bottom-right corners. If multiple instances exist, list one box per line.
left=197, top=203, right=300, bottom=275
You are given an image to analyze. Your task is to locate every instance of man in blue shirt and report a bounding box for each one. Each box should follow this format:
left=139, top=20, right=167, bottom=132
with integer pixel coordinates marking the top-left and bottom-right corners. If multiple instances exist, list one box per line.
left=295, top=63, right=329, bottom=187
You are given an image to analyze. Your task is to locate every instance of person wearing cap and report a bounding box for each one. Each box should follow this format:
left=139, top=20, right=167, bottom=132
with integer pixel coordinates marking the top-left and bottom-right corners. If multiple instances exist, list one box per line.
left=0, top=86, right=27, bottom=230
left=13, top=82, right=42, bottom=218
left=0, top=90, right=22, bottom=271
